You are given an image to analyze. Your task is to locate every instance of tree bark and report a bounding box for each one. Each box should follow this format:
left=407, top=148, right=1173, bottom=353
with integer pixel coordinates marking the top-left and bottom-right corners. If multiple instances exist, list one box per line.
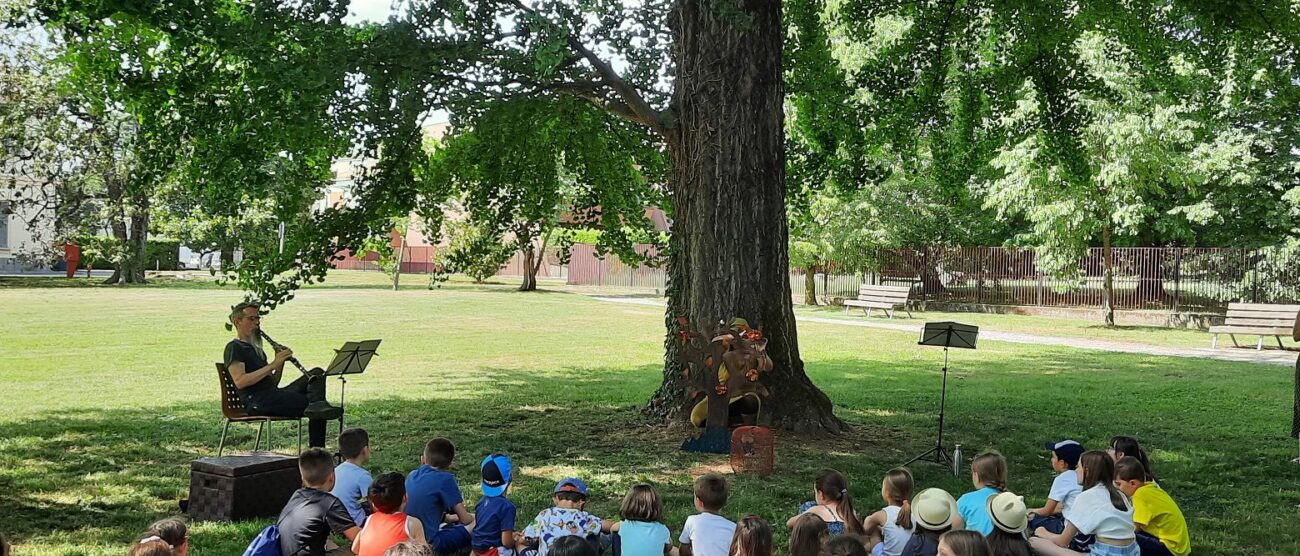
left=804, top=266, right=819, bottom=305
left=1102, top=227, right=1115, bottom=327
left=648, top=0, right=846, bottom=435
left=102, top=179, right=148, bottom=285
left=519, top=244, right=538, bottom=291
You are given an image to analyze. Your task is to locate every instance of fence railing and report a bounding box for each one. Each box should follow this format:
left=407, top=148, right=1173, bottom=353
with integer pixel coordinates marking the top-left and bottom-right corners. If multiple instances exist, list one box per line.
left=794, top=247, right=1300, bottom=313
left=335, top=244, right=1300, bottom=313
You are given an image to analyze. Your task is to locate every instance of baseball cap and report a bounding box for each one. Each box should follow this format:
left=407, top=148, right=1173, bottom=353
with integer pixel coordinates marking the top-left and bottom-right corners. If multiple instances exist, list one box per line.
left=554, top=477, right=589, bottom=496
left=1044, top=439, right=1085, bottom=468
left=481, top=454, right=512, bottom=497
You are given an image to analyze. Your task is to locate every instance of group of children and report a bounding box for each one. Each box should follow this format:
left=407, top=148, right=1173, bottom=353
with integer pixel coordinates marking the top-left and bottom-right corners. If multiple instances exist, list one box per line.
left=125, top=433, right=1190, bottom=556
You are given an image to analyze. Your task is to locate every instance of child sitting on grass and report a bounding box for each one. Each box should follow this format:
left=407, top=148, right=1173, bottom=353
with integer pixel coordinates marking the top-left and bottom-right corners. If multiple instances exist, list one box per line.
left=957, top=452, right=1007, bottom=535
left=984, top=492, right=1030, bottom=556
left=729, top=515, right=773, bottom=556
left=1114, top=457, right=1189, bottom=556
left=332, top=428, right=375, bottom=527
left=473, top=454, right=519, bottom=556
left=901, top=488, right=962, bottom=556
left=352, top=472, right=427, bottom=556
left=1029, top=451, right=1137, bottom=556
left=521, top=478, right=610, bottom=556
left=1027, top=440, right=1084, bottom=534
left=787, top=469, right=865, bottom=538
left=406, top=437, right=475, bottom=554
left=277, top=447, right=362, bottom=556
left=828, top=536, right=869, bottom=556
left=789, top=514, right=829, bottom=556
left=863, top=467, right=915, bottom=556
left=680, top=474, right=736, bottom=556
left=611, top=483, right=676, bottom=556
left=937, top=531, right=990, bottom=556
left=140, top=518, right=188, bottom=556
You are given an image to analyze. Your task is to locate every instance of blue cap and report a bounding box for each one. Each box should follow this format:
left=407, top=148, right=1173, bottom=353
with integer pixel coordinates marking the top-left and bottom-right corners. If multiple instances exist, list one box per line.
left=554, top=477, right=588, bottom=496
left=481, top=454, right=512, bottom=497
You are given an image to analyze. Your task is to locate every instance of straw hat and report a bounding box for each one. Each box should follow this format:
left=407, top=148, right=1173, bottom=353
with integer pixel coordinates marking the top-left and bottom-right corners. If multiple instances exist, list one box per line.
left=911, top=488, right=957, bottom=530
left=987, top=491, right=1028, bottom=534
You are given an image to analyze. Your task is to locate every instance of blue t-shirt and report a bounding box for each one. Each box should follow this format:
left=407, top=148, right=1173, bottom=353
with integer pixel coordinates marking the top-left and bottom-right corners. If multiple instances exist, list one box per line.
left=330, top=461, right=373, bottom=527
left=957, top=487, right=1000, bottom=535
left=619, top=520, right=671, bottom=556
left=472, top=495, right=518, bottom=550
left=405, top=465, right=464, bottom=530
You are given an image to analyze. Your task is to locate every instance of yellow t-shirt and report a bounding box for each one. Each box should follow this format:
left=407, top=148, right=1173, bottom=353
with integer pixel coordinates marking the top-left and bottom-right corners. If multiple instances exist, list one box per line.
left=1133, top=484, right=1191, bottom=556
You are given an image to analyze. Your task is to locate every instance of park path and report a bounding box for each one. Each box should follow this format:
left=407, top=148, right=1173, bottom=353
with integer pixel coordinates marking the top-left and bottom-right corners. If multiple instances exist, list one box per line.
left=586, top=295, right=1298, bottom=367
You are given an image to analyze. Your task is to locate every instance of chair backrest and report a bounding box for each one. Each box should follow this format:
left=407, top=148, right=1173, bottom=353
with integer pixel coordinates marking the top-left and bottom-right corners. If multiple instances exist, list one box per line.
left=216, top=362, right=251, bottom=419
left=858, top=284, right=913, bottom=304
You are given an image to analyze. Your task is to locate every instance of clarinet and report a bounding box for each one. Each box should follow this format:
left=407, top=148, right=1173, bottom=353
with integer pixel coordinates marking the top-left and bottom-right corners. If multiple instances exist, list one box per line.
left=258, top=329, right=311, bottom=375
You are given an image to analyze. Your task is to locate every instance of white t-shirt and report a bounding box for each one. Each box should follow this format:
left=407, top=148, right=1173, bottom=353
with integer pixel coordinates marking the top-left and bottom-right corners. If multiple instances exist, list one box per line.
left=1064, top=485, right=1135, bottom=539
left=678, top=512, right=735, bottom=556
left=879, top=505, right=914, bottom=556
left=1048, top=470, right=1083, bottom=514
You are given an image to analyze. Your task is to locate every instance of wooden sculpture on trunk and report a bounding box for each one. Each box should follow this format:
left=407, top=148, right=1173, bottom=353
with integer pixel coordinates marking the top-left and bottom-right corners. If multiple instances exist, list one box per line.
left=676, top=316, right=772, bottom=453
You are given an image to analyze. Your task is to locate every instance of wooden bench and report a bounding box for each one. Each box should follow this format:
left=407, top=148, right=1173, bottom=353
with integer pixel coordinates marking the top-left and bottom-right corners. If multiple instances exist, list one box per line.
left=1209, top=303, right=1300, bottom=350
left=843, top=284, right=914, bottom=319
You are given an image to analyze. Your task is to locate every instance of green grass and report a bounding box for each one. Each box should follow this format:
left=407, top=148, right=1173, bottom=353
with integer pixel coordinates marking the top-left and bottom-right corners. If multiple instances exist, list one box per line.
left=1, top=271, right=1297, bottom=555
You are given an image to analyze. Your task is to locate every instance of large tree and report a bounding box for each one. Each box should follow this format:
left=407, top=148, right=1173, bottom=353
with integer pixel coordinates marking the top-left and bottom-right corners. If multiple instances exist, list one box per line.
left=788, top=0, right=1300, bottom=324
left=31, top=0, right=846, bottom=433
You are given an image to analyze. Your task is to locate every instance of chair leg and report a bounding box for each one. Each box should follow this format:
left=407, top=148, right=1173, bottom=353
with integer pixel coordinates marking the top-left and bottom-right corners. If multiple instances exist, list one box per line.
left=865, top=307, right=872, bottom=318
left=266, top=419, right=273, bottom=453
left=1257, top=337, right=1264, bottom=351
left=297, top=419, right=303, bottom=455
left=1212, top=334, right=1218, bottom=349
left=254, top=421, right=265, bottom=452
left=1277, top=336, right=1285, bottom=350
left=1230, top=334, right=1240, bottom=348
left=218, top=419, right=232, bottom=457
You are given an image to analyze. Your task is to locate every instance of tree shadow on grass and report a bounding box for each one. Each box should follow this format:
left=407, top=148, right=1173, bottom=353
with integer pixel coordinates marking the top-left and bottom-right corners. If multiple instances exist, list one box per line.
left=5, top=352, right=1300, bottom=555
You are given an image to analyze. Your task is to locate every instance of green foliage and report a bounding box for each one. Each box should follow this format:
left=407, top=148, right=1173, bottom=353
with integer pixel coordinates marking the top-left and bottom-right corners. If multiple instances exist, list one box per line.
left=436, top=217, right=514, bottom=283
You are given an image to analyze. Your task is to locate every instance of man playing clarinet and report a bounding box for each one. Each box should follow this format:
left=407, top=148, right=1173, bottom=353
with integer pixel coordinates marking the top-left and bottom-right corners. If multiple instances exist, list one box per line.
left=225, top=302, right=342, bottom=448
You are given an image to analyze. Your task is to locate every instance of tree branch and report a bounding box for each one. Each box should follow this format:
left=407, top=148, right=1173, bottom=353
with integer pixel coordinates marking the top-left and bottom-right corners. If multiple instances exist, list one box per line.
left=504, top=0, right=669, bottom=138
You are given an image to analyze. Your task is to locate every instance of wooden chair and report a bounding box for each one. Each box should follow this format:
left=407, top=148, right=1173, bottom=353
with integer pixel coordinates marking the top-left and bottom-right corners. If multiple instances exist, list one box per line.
left=216, top=363, right=302, bottom=456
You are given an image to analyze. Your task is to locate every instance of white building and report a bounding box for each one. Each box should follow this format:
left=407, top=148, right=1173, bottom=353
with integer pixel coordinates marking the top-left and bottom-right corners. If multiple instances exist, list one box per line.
left=0, top=173, right=56, bottom=272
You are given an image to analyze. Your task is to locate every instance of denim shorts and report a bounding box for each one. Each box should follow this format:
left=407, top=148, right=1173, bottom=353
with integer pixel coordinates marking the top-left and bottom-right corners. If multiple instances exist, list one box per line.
left=1087, top=540, right=1140, bottom=556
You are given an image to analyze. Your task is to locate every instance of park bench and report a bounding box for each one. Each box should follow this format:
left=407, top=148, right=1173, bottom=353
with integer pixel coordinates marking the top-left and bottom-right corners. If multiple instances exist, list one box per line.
left=843, top=284, right=914, bottom=319
left=1208, top=303, right=1299, bottom=350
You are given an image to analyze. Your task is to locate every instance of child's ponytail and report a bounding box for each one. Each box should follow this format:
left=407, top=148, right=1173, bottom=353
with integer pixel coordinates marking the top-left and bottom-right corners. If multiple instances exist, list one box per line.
left=816, top=469, right=864, bottom=535
left=884, top=467, right=915, bottom=530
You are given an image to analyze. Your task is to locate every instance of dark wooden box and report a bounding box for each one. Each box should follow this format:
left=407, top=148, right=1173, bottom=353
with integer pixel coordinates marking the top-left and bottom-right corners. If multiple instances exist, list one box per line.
left=188, top=453, right=300, bottom=522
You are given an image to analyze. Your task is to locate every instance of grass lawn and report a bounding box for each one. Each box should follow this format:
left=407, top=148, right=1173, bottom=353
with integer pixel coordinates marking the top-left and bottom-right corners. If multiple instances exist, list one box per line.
left=1, top=271, right=1297, bottom=555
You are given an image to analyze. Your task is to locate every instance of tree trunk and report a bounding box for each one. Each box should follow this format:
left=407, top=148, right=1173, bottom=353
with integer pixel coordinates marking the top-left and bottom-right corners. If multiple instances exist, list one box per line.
left=102, top=187, right=148, bottom=284
left=648, top=0, right=846, bottom=435
left=1102, top=228, right=1115, bottom=327
left=392, top=235, right=406, bottom=291
left=519, top=245, right=538, bottom=292
left=804, top=265, right=819, bottom=305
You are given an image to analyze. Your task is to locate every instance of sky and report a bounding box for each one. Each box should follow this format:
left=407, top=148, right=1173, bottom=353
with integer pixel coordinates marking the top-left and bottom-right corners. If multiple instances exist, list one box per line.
left=344, top=0, right=403, bottom=24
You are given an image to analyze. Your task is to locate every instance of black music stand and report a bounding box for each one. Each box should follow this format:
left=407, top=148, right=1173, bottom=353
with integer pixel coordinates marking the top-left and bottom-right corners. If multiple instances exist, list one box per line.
left=904, top=322, right=978, bottom=470
left=325, top=339, right=381, bottom=435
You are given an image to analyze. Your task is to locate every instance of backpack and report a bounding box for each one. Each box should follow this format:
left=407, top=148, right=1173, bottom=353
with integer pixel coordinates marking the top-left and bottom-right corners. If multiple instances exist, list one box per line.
left=242, top=524, right=282, bottom=556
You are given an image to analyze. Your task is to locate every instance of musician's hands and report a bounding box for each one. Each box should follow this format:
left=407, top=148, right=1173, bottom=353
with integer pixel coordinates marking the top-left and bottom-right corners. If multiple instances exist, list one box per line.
left=274, top=348, right=294, bottom=365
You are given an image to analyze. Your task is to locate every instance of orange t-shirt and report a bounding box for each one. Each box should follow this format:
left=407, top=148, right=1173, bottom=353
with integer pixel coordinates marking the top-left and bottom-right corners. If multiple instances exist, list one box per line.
left=352, top=511, right=412, bottom=556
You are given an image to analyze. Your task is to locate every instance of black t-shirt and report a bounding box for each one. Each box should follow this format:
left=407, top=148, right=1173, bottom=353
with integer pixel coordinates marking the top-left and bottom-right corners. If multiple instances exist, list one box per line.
left=224, top=339, right=274, bottom=394
left=277, top=488, right=357, bottom=556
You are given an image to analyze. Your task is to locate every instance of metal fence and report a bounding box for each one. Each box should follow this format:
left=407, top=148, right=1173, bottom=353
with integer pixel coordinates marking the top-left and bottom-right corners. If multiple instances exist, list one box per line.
left=804, top=247, right=1300, bottom=313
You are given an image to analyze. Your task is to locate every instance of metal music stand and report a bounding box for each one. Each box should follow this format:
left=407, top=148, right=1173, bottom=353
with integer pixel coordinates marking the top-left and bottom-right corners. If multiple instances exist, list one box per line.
left=325, top=339, right=381, bottom=435
left=904, top=322, right=978, bottom=470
